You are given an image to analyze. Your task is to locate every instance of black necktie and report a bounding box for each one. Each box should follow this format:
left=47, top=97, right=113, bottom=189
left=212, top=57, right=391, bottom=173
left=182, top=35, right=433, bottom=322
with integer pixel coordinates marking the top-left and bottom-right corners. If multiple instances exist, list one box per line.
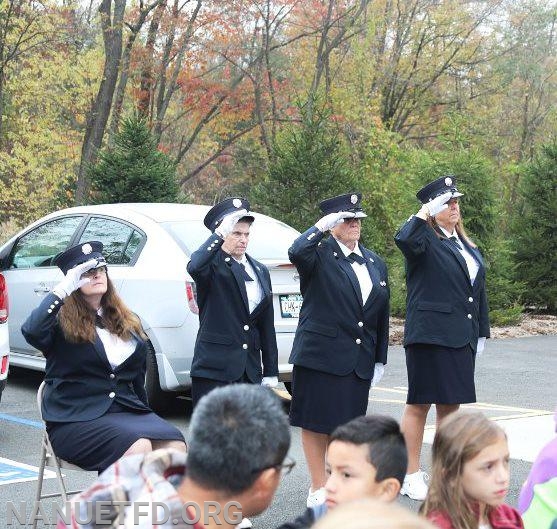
left=95, top=314, right=105, bottom=329
left=449, top=236, right=463, bottom=251
left=348, top=252, right=366, bottom=265
left=240, top=263, right=254, bottom=282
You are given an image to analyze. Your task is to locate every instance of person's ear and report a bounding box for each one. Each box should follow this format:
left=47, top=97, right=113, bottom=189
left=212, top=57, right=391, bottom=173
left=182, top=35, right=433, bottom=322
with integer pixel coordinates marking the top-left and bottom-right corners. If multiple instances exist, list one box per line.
left=376, top=477, right=401, bottom=503
left=251, top=467, right=281, bottom=502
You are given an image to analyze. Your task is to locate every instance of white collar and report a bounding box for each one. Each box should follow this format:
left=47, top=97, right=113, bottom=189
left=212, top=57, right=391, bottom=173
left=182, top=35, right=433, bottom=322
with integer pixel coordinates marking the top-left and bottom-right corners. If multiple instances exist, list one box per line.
left=233, top=255, right=248, bottom=266
left=334, top=238, right=362, bottom=258
left=439, top=226, right=459, bottom=240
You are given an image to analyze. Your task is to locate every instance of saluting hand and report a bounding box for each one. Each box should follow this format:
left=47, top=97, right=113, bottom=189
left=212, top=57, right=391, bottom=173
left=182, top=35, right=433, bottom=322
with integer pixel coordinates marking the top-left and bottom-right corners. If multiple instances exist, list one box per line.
left=215, top=209, right=249, bottom=238
left=420, top=191, right=453, bottom=217
left=52, top=258, right=99, bottom=299
left=315, top=211, right=356, bottom=233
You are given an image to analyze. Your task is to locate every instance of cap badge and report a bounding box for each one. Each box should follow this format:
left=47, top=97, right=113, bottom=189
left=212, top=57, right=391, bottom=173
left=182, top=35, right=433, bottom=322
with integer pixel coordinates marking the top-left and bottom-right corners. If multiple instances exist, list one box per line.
left=350, top=194, right=358, bottom=204
left=445, top=177, right=453, bottom=186
left=233, top=198, right=242, bottom=208
left=82, top=243, right=92, bottom=255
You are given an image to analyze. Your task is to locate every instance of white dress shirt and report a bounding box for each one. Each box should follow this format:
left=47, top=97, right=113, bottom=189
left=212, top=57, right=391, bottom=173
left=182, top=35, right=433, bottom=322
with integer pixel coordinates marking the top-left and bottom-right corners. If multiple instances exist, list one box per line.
left=96, top=310, right=137, bottom=369
left=234, top=256, right=263, bottom=313
left=335, top=240, right=373, bottom=305
left=439, top=226, right=479, bottom=285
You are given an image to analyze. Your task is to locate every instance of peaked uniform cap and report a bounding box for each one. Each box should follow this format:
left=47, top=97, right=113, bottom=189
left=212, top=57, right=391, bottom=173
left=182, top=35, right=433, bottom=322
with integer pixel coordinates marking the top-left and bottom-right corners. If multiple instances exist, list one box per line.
left=416, top=175, right=464, bottom=204
left=203, top=197, right=255, bottom=231
left=53, top=241, right=107, bottom=275
left=318, top=192, right=367, bottom=218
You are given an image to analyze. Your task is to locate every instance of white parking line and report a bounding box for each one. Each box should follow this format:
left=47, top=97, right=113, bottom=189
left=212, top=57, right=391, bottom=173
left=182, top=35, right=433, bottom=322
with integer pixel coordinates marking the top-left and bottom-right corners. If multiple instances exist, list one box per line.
left=0, top=457, right=56, bottom=485
left=369, top=386, right=554, bottom=463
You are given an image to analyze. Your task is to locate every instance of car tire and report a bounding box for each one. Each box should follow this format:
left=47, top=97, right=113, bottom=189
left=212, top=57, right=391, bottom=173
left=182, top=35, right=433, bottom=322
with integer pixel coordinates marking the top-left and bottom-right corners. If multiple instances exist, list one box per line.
left=145, top=342, right=178, bottom=414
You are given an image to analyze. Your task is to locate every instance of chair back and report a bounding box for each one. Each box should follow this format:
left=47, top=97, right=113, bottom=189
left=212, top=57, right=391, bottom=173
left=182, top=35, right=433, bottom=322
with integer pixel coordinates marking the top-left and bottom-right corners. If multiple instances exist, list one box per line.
left=36, top=380, right=83, bottom=471
left=33, top=380, right=87, bottom=527
left=37, top=381, right=45, bottom=420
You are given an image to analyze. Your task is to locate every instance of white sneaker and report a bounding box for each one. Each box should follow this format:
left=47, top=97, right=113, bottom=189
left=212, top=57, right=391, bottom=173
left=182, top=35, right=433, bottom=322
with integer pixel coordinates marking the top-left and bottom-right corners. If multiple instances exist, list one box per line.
left=306, top=487, right=326, bottom=508
left=237, top=518, right=252, bottom=529
left=400, top=470, right=429, bottom=501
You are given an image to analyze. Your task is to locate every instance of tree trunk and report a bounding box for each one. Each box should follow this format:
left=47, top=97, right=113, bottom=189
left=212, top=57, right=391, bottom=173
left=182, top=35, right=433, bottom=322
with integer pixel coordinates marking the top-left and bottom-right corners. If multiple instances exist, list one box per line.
left=75, top=0, right=126, bottom=204
left=138, top=0, right=166, bottom=119
left=108, top=0, right=163, bottom=145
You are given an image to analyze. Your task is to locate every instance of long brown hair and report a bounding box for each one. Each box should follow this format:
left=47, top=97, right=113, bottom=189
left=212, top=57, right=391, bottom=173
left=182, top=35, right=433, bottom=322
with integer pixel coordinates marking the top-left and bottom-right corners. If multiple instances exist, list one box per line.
left=426, top=216, right=477, bottom=248
left=420, top=411, right=507, bottom=529
left=58, top=275, right=147, bottom=343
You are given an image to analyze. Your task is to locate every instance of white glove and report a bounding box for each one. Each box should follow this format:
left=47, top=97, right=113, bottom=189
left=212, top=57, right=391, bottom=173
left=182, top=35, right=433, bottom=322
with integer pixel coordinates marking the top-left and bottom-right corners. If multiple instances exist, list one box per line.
left=52, top=259, right=98, bottom=299
left=476, top=337, right=487, bottom=356
left=371, top=363, right=385, bottom=387
left=315, top=211, right=356, bottom=232
left=215, top=209, right=249, bottom=238
left=261, top=376, right=279, bottom=388
left=422, top=191, right=453, bottom=217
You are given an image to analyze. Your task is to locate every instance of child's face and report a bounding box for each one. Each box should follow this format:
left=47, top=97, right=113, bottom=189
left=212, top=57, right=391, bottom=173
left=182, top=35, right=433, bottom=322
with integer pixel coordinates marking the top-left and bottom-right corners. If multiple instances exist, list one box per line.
left=461, top=436, right=510, bottom=508
left=324, top=441, right=385, bottom=509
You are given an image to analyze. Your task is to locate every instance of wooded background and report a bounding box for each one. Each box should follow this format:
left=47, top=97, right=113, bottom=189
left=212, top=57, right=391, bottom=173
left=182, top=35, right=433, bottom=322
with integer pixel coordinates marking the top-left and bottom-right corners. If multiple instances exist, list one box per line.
left=0, top=0, right=555, bottom=321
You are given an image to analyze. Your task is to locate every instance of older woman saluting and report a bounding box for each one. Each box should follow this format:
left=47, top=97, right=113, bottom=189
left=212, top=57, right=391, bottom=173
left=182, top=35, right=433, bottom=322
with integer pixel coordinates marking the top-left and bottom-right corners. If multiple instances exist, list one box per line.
left=394, top=176, right=490, bottom=501
left=288, top=192, right=390, bottom=508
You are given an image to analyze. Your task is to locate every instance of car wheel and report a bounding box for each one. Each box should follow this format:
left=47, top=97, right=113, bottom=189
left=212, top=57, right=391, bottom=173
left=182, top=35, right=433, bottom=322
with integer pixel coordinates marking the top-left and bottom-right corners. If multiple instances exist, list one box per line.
left=145, top=341, right=178, bottom=414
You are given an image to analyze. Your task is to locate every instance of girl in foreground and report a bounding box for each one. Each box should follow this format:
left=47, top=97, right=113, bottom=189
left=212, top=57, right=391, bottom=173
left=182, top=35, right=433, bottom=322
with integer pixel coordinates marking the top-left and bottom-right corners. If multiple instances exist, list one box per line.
left=421, top=410, right=523, bottom=529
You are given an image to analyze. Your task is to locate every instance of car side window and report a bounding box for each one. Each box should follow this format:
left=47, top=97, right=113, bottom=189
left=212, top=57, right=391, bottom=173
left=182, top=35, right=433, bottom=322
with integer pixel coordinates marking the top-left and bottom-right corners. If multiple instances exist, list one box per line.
left=78, top=217, right=144, bottom=265
left=123, top=230, right=143, bottom=262
left=11, top=216, right=84, bottom=269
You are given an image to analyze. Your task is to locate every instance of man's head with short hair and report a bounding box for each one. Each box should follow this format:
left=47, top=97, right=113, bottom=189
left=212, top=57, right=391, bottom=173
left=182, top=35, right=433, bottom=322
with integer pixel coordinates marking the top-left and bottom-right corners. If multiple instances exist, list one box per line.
left=183, top=384, right=290, bottom=517
left=222, top=220, right=252, bottom=259
left=325, top=415, right=408, bottom=506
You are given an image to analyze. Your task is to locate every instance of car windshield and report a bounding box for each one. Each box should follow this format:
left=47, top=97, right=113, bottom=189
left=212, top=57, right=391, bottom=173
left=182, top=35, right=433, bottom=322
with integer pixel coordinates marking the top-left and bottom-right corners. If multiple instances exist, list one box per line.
left=161, top=218, right=300, bottom=261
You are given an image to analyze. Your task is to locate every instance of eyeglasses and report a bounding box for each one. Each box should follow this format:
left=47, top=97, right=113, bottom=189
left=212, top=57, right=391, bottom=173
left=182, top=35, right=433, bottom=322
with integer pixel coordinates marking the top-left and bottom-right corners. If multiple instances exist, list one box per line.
left=251, top=456, right=296, bottom=477
left=81, top=266, right=107, bottom=279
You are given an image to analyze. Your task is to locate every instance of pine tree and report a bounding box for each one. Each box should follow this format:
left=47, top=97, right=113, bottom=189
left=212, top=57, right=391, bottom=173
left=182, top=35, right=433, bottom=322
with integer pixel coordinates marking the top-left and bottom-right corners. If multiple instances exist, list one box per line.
left=512, top=143, right=557, bottom=311
left=87, top=116, right=179, bottom=204
left=250, top=98, right=357, bottom=231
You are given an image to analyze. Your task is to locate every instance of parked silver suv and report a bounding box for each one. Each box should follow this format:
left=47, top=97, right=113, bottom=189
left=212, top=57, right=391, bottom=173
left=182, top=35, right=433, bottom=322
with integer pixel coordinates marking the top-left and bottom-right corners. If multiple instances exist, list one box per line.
left=0, top=204, right=302, bottom=410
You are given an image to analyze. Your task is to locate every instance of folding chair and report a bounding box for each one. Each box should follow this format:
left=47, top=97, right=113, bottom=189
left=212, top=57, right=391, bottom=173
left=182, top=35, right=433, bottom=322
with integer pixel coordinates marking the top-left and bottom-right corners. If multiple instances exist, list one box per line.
left=34, top=381, right=88, bottom=529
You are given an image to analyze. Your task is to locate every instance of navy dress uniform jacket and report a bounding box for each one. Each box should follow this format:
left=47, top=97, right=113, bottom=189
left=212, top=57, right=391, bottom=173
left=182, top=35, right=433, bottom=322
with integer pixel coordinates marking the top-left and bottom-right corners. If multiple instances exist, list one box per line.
left=21, top=293, right=150, bottom=423
left=187, top=234, right=278, bottom=383
left=394, top=216, right=490, bottom=351
left=288, top=227, right=390, bottom=380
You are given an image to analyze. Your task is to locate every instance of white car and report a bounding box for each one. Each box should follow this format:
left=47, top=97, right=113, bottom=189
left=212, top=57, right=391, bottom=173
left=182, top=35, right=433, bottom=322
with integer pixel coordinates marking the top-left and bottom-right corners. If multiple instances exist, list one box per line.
left=0, top=203, right=302, bottom=411
left=0, top=272, right=9, bottom=402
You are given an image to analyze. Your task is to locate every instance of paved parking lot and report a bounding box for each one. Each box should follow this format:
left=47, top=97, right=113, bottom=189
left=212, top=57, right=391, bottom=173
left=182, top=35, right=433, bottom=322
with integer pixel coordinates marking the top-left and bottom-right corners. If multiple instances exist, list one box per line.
left=0, top=335, right=555, bottom=528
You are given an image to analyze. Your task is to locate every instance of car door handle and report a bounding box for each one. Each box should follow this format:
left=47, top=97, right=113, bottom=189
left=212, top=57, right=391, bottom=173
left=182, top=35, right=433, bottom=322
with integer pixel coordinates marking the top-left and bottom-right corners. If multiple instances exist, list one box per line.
left=33, top=284, right=51, bottom=293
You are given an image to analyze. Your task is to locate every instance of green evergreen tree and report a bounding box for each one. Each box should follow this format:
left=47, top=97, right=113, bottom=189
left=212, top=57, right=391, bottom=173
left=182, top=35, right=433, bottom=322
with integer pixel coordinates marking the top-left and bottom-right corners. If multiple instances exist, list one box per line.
left=87, top=116, right=179, bottom=204
left=512, top=143, right=557, bottom=311
left=250, top=98, right=357, bottom=231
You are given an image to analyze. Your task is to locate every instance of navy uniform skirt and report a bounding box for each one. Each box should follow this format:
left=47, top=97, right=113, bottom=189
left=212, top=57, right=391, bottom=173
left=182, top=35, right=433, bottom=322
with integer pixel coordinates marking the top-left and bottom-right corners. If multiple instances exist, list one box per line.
left=405, top=343, right=476, bottom=404
left=289, top=365, right=372, bottom=434
left=47, top=402, right=184, bottom=473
